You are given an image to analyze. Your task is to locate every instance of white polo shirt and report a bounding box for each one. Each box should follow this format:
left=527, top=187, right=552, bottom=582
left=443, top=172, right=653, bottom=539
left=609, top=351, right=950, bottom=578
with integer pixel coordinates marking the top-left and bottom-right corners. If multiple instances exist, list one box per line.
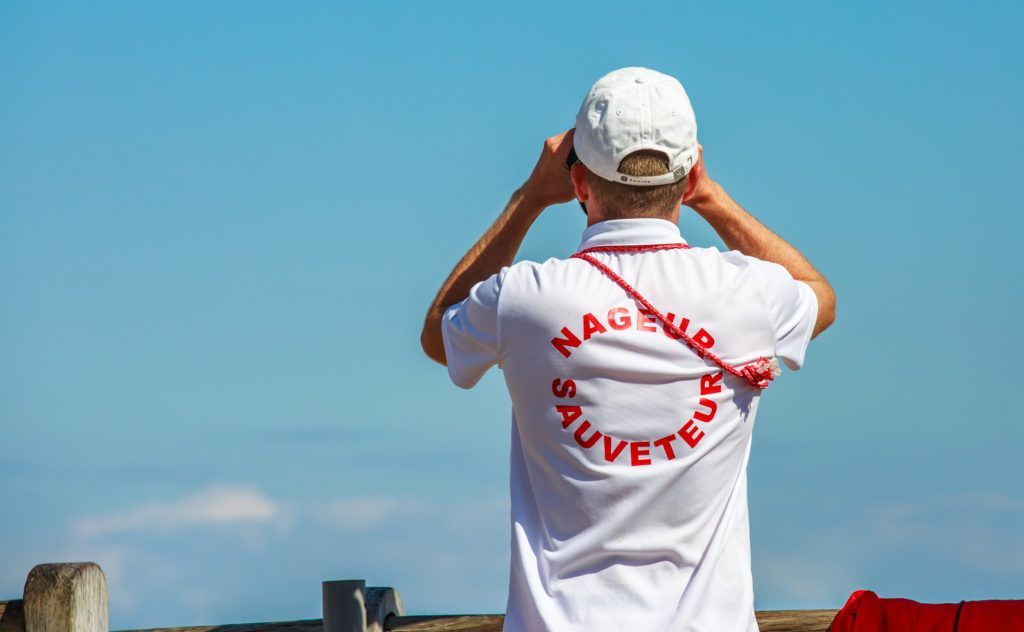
left=441, top=217, right=817, bottom=632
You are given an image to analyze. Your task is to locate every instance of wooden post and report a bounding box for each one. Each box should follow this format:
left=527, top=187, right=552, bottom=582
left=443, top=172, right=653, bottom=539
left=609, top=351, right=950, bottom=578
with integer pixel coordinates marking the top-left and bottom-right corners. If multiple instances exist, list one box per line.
left=322, top=580, right=365, bottom=632
left=363, top=587, right=404, bottom=632
left=322, top=581, right=404, bottom=632
left=0, top=600, right=26, bottom=632
left=23, top=563, right=108, bottom=632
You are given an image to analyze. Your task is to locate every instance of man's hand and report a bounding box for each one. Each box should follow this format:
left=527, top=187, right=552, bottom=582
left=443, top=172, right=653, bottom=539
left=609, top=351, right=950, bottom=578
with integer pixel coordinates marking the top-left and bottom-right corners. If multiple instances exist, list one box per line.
left=521, top=129, right=577, bottom=209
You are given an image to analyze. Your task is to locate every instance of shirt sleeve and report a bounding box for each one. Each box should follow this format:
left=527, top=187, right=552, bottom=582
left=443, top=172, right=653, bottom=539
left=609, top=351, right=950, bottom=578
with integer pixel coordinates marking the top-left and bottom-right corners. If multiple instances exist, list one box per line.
left=757, top=259, right=819, bottom=368
left=439, top=267, right=509, bottom=389
left=749, top=258, right=819, bottom=371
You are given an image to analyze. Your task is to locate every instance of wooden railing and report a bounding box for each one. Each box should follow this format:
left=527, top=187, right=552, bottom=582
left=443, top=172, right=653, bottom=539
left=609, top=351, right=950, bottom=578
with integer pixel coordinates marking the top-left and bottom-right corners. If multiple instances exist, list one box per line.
left=0, top=563, right=838, bottom=632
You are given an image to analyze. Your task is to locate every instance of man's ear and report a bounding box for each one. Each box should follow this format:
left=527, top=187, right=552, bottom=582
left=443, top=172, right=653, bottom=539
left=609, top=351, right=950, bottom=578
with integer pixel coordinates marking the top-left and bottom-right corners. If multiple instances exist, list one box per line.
left=570, top=163, right=589, bottom=203
left=680, top=161, right=702, bottom=203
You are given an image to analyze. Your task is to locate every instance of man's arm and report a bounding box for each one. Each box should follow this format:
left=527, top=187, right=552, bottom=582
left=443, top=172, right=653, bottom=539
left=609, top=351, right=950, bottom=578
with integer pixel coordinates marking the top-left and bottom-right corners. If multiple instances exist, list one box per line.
left=420, top=130, right=577, bottom=365
left=683, top=151, right=836, bottom=338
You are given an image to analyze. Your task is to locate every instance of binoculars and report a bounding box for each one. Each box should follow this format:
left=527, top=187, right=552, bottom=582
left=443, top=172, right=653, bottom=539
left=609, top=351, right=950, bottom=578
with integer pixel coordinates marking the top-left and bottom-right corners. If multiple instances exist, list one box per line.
left=565, top=146, right=587, bottom=216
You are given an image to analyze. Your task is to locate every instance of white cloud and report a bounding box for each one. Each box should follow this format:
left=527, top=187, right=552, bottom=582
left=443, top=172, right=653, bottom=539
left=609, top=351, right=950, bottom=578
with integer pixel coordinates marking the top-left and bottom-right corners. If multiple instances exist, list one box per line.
left=313, top=494, right=508, bottom=532
left=73, top=484, right=280, bottom=539
left=37, top=489, right=511, bottom=626
left=869, top=491, right=1023, bottom=524
left=316, top=497, right=413, bottom=530
left=27, top=487, right=512, bottom=626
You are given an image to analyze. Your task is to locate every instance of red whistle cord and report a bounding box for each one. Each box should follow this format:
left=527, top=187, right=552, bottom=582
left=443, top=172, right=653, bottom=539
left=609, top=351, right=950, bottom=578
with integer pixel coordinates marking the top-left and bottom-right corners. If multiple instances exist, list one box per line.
left=570, top=243, right=776, bottom=390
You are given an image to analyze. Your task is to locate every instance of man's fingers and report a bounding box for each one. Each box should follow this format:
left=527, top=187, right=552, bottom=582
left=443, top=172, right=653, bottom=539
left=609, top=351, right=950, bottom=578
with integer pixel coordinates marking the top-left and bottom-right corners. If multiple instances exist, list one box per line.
left=546, top=128, right=575, bottom=159
left=561, top=128, right=575, bottom=150
left=525, top=128, right=579, bottom=208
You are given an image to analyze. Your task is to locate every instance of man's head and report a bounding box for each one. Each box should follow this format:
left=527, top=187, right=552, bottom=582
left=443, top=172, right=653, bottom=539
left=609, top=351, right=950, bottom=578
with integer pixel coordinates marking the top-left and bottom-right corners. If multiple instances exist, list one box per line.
left=569, top=67, right=700, bottom=222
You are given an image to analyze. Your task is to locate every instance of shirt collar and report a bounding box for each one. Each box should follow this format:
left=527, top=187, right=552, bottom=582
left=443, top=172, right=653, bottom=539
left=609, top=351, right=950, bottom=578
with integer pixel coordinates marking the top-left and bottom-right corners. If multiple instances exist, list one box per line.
left=577, top=218, right=688, bottom=252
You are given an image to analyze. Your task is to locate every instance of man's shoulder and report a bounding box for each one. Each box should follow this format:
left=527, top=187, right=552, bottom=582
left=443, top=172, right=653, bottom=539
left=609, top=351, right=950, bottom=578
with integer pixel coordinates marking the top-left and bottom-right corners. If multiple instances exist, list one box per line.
left=716, top=247, right=786, bottom=272
left=691, top=247, right=794, bottom=284
left=689, top=245, right=765, bottom=268
left=502, top=255, right=581, bottom=279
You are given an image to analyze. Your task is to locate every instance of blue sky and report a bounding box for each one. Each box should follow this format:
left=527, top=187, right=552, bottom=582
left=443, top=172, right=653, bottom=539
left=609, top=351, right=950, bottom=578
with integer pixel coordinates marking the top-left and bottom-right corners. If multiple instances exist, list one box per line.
left=1, top=0, right=1022, bottom=627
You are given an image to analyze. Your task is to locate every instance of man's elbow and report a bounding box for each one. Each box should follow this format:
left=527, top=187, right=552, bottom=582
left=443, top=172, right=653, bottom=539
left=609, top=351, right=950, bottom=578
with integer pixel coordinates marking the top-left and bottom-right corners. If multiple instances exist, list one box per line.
left=420, top=321, right=448, bottom=366
left=812, top=286, right=837, bottom=338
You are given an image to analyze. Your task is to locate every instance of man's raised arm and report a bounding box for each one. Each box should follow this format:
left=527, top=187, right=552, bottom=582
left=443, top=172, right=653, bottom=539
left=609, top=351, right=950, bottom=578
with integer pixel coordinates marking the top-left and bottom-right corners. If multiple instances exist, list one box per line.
left=420, top=130, right=577, bottom=365
left=683, top=150, right=837, bottom=338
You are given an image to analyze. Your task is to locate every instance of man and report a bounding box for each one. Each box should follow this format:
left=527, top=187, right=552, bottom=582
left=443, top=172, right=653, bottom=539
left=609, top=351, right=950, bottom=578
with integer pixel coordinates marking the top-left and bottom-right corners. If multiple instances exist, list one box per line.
left=420, top=67, right=836, bottom=631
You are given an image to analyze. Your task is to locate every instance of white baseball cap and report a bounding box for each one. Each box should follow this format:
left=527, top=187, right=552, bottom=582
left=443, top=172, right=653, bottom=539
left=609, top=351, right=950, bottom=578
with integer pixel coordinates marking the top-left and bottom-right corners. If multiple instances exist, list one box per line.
left=573, top=67, right=698, bottom=186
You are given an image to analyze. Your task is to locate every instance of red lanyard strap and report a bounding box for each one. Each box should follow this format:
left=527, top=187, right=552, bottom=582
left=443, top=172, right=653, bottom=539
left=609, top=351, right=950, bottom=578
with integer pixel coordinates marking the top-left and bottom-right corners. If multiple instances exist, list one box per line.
left=570, top=243, right=778, bottom=390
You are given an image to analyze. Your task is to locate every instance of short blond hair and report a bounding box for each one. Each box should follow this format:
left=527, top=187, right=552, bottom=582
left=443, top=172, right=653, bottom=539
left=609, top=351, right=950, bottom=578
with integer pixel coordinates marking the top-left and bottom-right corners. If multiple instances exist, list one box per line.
left=586, top=150, right=688, bottom=219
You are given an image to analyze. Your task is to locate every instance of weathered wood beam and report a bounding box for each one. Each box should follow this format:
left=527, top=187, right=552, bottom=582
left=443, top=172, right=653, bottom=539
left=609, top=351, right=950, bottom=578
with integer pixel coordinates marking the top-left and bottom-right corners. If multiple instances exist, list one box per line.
left=23, top=563, right=108, bottom=632
left=4, top=564, right=841, bottom=632
left=756, top=610, right=839, bottom=631
left=0, top=600, right=26, bottom=632
left=111, top=609, right=839, bottom=632
left=114, top=621, right=323, bottom=632
left=382, top=610, right=841, bottom=632
left=384, top=616, right=502, bottom=632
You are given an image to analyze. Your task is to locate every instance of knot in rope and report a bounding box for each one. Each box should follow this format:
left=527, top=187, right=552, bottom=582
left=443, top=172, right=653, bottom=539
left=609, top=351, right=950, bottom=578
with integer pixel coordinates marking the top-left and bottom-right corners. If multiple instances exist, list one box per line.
left=740, top=357, right=781, bottom=390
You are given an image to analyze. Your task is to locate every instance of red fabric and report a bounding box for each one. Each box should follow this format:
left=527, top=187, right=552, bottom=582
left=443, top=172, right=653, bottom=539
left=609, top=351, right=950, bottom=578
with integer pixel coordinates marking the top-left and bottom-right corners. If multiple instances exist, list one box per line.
left=576, top=242, right=692, bottom=256
left=830, top=590, right=1024, bottom=631
left=569, top=242, right=778, bottom=390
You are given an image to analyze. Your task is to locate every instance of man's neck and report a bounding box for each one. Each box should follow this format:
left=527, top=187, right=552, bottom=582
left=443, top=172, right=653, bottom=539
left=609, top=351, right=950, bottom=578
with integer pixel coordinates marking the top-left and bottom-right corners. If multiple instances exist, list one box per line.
left=586, top=208, right=681, bottom=227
